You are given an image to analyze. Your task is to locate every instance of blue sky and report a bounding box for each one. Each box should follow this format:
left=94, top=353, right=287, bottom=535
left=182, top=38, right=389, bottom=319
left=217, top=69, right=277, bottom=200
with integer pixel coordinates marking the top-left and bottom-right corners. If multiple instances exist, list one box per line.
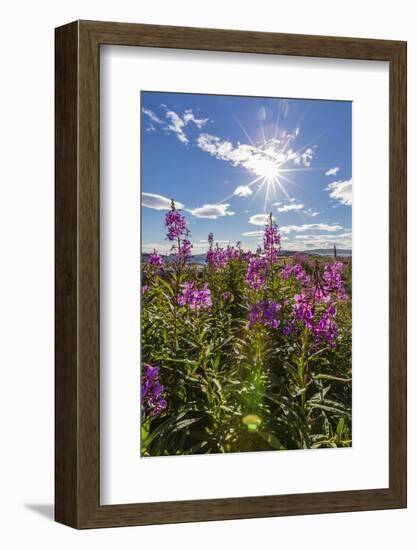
left=141, top=91, right=352, bottom=255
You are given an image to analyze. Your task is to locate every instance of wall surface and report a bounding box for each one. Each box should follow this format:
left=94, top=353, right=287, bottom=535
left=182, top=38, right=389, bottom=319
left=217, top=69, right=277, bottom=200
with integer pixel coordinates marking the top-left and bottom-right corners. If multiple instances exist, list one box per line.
left=0, top=1, right=415, bottom=548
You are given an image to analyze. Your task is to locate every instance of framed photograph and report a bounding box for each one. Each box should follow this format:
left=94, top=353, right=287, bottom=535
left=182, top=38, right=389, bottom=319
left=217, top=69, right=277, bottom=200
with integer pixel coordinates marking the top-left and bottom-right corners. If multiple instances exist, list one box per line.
left=55, top=20, right=407, bottom=528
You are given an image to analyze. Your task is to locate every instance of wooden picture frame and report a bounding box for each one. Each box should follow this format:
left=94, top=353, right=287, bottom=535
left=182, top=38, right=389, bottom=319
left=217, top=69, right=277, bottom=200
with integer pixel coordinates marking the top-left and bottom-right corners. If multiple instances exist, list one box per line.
left=55, top=20, right=407, bottom=528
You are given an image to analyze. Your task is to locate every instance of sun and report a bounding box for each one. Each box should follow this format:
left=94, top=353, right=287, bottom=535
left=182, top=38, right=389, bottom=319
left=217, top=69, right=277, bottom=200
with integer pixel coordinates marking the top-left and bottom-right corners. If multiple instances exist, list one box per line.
left=216, top=109, right=317, bottom=211
left=251, top=158, right=280, bottom=180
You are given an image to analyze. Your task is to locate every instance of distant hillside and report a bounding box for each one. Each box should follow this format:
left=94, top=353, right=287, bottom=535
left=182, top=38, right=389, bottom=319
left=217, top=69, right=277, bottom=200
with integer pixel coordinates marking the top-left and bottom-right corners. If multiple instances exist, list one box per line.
left=299, top=249, right=352, bottom=257
left=142, top=249, right=351, bottom=264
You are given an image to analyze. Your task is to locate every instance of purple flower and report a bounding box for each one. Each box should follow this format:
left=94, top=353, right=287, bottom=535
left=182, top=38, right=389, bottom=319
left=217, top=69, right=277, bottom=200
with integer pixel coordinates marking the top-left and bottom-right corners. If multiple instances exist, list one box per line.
left=322, top=261, right=346, bottom=301
left=313, top=287, right=331, bottom=304
left=207, top=247, right=228, bottom=270
left=142, top=285, right=149, bottom=294
left=245, top=255, right=267, bottom=290
left=280, top=263, right=310, bottom=286
left=248, top=300, right=282, bottom=329
left=293, top=291, right=315, bottom=328
left=141, top=364, right=167, bottom=417
left=208, top=232, right=214, bottom=245
left=282, top=321, right=295, bottom=336
left=178, top=239, right=192, bottom=260
left=312, top=305, right=339, bottom=347
left=148, top=249, right=163, bottom=269
left=226, top=244, right=241, bottom=261
left=177, top=282, right=212, bottom=311
left=164, top=201, right=188, bottom=241
left=263, top=214, right=281, bottom=262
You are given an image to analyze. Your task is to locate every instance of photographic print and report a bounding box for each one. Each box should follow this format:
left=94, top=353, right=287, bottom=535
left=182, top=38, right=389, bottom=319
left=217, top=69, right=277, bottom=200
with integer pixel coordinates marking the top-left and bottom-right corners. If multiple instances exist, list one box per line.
left=140, top=91, right=352, bottom=457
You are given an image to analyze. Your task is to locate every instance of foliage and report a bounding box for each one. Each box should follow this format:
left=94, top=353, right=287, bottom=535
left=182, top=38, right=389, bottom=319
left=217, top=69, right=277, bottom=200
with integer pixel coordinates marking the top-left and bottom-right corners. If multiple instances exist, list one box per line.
left=141, top=203, right=352, bottom=456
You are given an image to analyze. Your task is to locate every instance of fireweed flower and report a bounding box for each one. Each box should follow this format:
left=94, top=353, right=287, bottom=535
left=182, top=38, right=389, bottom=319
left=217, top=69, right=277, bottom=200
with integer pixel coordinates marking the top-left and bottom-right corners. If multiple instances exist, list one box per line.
left=165, top=200, right=193, bottom=262
left=248, top=300, right=282, bottom=329
left=177, top=282, right=212, bottom=311
left=148, top=249, right=163, bottom=269
left=292, top=290, right=340, bottom=347
left=245, top=255, right=268, bottom=290
left=280, top=263, right=311, bottom=286
left=293, top=291, right=315, bottom=328
left=208, top=232, right=214, bottom=246
left=313, top=305, right=339, bottom=347
left=226, top=244, right=241, bottom=261
left=164, top=201, right=188, bottom=241
left=263, top=213, right=281, bottom=262
left=282, top=321, right=295, bottom=336
left=178, top=239, right=192, bottom=261
left=142, top=285, right=149, bottom=294
left=207, top=246, right=228, bottom=270
left=322, top=261, right=346, bottom=301
left=141, top=364, right=167, bottom=417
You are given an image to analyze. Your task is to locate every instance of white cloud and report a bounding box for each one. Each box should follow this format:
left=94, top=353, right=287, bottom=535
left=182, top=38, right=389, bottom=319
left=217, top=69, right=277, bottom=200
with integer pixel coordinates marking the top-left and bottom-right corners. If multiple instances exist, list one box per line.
left=280, top=223, right=343, bottom=234
left=277, top=202, right=304, bottom=212
left=142, top=192, right=184, bottom=211
left=303, top=208, right=320, bottom=217
left=289, top=232, right=352, bottom=251
left=233, top=185, right=253, bottom=197
left=142, top=106, right=208, bottom=145
left=196, top=130, right=314, bottom=175
left=325, top=179, right=352, bottom=206
left=295, top=232, right=351, bottom=240
left=142, top=107, right=163, bottom=125
left=300, top=148, right=314, bottom=167
left=183, top=109, right=209, bottom=128
left=165, top=111, right=189, bottom=144
left=248, top=214, right=275, bottom=226
left=142, top=242, right=172, bottom=254
left=187, top=203, right=234, bottom=219
left=198, top=239, right=230, bottom=244
left=325, top=166, right=340, bottom=177
left=242, top=230, right=264, bottom=237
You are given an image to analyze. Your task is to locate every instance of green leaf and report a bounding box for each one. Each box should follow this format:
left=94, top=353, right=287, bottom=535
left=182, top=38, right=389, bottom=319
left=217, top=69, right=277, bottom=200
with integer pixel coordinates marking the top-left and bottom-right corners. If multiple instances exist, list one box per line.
left=336, top=417, right=346, bottom=435
left=312, top=374, right=351, bottom=383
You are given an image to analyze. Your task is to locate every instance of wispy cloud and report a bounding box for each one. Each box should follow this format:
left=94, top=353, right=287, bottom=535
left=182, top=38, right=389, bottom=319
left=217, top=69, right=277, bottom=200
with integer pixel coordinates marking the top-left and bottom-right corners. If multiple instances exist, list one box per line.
left=303, top=208, right=319, bottom=217
left=142, top=192, right=184, bottom=210
left=242, top=230, right=264, bottom=237
left=142, top=106, right=209, bottom=144
left=325, top=166, right=340, bottom=177
left=165, top=111, right=189, bottom=144
left=142, top=107, right=163, bottom=125
left=280, top=223, right=343, bottom=234
left=198, top=239, right=230, bottom=244
left=277, top=202, right=304, bottom=213
left=183, top=108, right=209, bottom=128
left=294, top=147, right=314, bottom=167
left=325, top=179, right=352, bottom=206
left=233, top=185, right=253, bottom=197
left=187, top=203, right=234, bottom=219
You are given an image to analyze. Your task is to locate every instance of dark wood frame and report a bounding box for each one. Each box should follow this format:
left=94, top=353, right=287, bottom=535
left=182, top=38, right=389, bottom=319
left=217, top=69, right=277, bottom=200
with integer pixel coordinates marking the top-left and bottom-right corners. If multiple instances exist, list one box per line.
left=55, top=20, right=407, bottom=529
